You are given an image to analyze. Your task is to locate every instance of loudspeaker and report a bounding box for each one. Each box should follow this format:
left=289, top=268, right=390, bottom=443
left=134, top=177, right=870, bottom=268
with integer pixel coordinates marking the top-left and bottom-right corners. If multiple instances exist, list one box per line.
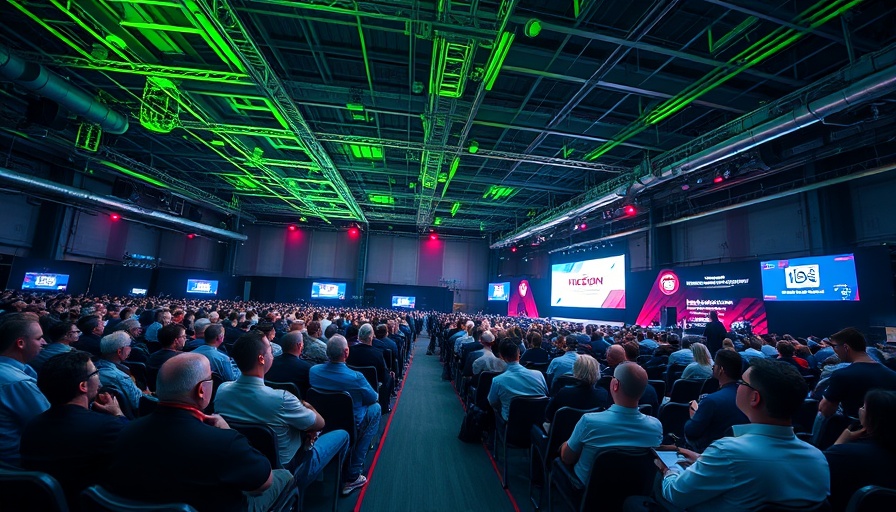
left=111, top=179, right=138, bottom=202
left=661, top=307, right=677, bottom=328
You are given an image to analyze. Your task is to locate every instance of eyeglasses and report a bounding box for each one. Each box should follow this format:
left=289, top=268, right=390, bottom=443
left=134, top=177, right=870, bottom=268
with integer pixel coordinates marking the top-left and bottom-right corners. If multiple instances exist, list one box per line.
left=737, top=379, right=759, bottom=392
left=84, top=369, right=100, bottom=380
left=69, top=330, right=81, bottom=335
left=198, top=375, right=214, bottom=386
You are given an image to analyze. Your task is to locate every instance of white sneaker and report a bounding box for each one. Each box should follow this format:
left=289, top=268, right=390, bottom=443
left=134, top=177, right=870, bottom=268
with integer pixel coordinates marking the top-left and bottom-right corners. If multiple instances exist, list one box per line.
left=341, top=474, right=368, bottom=495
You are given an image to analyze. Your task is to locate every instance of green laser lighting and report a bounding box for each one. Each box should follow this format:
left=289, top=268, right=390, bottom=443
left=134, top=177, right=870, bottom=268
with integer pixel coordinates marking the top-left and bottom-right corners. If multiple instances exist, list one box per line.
left=450, top=202, right=461, bottom=217
left=368, top=194, right=395, bottom=205
left=99, top=161, right=167, bottom=188
left=524, top=19, right=542, bottom=38
left=468, top=140, right=479, bottom=154
left=483, top=32, right=515, bottom=91
left=483, top=185, right=516, bottom=200
left=349, top=144, right=383, bottom=160
left=75, top=124, right=101, bottom=152
left=434, top=217, right=442, bottom=226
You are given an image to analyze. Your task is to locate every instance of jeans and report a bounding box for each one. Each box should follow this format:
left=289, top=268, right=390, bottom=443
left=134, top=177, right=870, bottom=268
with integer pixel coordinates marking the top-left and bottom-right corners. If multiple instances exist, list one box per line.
left=349, top=403, right=381, bottom=480
left=288, top=430, right=350, bottom=489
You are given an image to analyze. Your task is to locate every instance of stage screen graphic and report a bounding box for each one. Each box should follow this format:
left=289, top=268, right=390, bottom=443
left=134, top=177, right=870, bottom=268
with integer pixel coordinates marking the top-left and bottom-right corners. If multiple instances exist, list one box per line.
left=551, top=255, right=626, bottom=309
left=311, top=282, right=346, bottom=299
left=130, top=288, right=148, bottom=296
left=488, top=282, right=511, bottom=301
left=635, top=261, right=767, bottom=335
left=391, top=296, right=416, bottom=308
left=186, top=279, right=218, bottom=295
left=22, top=272, right=69, bottom=291
left=760, top=253, right=860, bottom=302
left=508, top=279, right=540, bottom=317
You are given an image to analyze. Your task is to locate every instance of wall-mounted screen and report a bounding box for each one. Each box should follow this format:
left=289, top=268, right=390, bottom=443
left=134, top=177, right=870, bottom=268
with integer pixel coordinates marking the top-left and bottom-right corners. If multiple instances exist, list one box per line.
left=488, top=282, right=510, bottom=301
left=551, top=254, right=626, bottom=309
left=311, top=282, right=346, bottom=300
left=186, top=279, right=219, bottom=295
left=391, top=296, right=416, bottom=308
left=760, top=253, right=860, bottom=301
left=22, top=272, right=69, bottom=291
left=130, top=288, right=148, bottom=296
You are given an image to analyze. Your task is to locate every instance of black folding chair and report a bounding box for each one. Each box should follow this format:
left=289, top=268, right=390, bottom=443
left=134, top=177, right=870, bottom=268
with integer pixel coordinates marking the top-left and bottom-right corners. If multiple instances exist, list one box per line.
left=529, top=407, right=599, bottom=509
left=668, top=378, right=705, bottom=403
left=0, top=466, right=69, bottom=512
left=658, top=402, right=691, bottom=446
left=123, top=361, right=148, bottom=391
left=845, top=485, right=896, bottom=512
left=305, top=388, right=355, bottom=512
left=495, top=396, right=549, bottom=488
left=81, top=484, right=197, bottom=511
left=265, top=380, right=302, bottom=400
left=548, top=447, right=656, bottom=512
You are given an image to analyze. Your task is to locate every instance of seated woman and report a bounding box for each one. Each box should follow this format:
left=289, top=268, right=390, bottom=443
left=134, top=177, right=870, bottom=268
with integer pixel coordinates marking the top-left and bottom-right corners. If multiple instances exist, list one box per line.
left=543, top=355, right=609, bottom=431
left=824, top=389, right=896, bottom=511
left=681, top=342, right=713, bottom=380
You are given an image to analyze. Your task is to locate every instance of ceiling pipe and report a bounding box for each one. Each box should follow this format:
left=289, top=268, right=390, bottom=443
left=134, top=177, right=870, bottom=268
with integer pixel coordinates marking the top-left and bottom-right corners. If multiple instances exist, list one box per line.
left=0, top=166, right=247, bottom=241
left=0, top=45, right=129, bottom=135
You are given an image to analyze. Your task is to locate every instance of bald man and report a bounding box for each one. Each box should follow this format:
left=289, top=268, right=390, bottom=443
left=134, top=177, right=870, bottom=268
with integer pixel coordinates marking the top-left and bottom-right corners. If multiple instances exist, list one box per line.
left=560, top=362, right=662, bottom=484
left=105, top=354, right=293, bottom=511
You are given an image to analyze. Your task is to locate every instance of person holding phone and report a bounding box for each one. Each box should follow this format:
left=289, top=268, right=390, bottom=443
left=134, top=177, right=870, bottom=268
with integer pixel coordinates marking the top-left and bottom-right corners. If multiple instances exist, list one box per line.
left=683, top=350, right=749, bottom=452
left=654, top=359, right=829, bottom=511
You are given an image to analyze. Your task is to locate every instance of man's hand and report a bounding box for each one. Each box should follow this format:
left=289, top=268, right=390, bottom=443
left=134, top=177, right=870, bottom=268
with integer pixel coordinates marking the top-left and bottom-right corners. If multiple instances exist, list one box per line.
left=689, top=400, right=698, bottom=418
left=203, top=414, right=230, bottom=429
left=93, top=392, right=125, bottom=417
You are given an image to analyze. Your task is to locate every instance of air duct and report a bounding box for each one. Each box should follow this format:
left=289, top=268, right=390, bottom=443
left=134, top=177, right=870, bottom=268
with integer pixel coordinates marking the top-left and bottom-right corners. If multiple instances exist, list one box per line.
left=0, top=166, right=247, bottom=241
left=0, top=45, right=129, bottom=135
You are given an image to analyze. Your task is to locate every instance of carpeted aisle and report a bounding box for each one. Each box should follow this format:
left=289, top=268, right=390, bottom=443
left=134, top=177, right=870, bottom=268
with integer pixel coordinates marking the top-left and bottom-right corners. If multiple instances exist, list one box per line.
left=345, top=335, right=517, bottom=512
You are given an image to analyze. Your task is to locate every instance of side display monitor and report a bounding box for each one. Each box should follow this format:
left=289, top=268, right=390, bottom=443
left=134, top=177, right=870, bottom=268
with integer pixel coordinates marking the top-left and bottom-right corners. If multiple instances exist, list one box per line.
left=186, top=279, right=219, bottom=295
left=391, top=296, right=416, bottom=308
left=311, top=282, right=346, bottom=300
left=760, top=253, right=860, bottom=301
left=22, top=272, right=69, bottom=291
left=488, top=282, right=511, bottom=301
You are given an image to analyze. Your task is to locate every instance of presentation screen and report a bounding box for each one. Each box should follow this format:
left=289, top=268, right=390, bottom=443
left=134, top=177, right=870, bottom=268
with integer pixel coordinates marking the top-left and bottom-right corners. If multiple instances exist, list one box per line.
left=186, top=279, right=219, bottom=295
left=311, top=282, right=346, bottom=300
left=130, top=288, right=148, bottom=296
left=760, top=253, right=860, bottom=302
left=551, top=254, right=626, bottom=309
left=391, top=296, right=416, bottom=308
left=488, top=282, right=511, bottom=301
left=22, top=272, right=69, bottom=291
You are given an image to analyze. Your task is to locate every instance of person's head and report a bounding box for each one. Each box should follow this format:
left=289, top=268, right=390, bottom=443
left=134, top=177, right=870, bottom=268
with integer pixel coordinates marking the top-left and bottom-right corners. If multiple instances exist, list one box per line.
left=100, top=331, right=132, bottom=362
left=861, top=389, right=896, bottom=453
left=279, top=331, right=303, bottom=356
left=37, top=350, right=99, bottom=407
left=307, top=320, right=322, bottom=337
left=256, top=321, right=276, bottom=341
left=116, top=318, right=142, bottom=339
left=154, top=309, right=172, bottom=325
left=375, top=324, right=388, bottom=339
left=158, top=323, right=186, bottom=350
left=828, top=327, right=866, bottom=362
left=606, top=344, right=626, bottom=367
left=573, top=354, right=600, bottom=386
left=204, top=324, right=225, bottom=345
left=156, top=353, right=213, bottom=408
left=621, top=341, right=639, bottom=362
left=612, top=362, right=648, bottom=406
left=722, top=338, right=735, bottom=351
left=231, top=331, right=273, bottom=375
left=77, top=315, right=103, bottom=337
left=207, top=311, right=219, bottom=324
left=499, top=339, right=520, bottom=362
left=737, top=358, right=807, bottom=423
left=193, top=318, right=211, bottom=338
left=691, top=342, right=712, bottom=365
left=480, top=330, right=495, bottom=347
left=713, top=349, right=743, bottom=383
left=709, top=310, right=719, bottom=321
left=47, top=321, right=79, bottom=345
left=776, top=341, right=795, bottom=358
left=358, top=323, right=374, bottom=344
left=327, top=334, right=349, bottom=362
left=529, top=332, right=543, bottom=349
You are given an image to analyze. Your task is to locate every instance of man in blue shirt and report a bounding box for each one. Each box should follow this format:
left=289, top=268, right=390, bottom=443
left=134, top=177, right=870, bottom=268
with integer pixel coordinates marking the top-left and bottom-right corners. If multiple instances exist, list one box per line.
left=684, top=349, right=749, bottom=452
left=193, top=324, right=240, bottom=382
left=488, top=340, right=548, bottom=424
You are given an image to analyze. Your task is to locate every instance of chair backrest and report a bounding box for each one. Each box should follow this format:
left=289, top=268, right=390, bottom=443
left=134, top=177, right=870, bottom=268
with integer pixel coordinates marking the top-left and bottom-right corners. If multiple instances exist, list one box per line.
left=637, top=355, right=652, bottom=366
left=123, top=361, right=148, bottom=390
left=306, top=388, right=357, bottom=445
left=81, top=484, right=197, bottom=511
left=596, top=375, right=613, bottom=394
left=0, top=467, right=69, bottom=512
left=665, top=363, right=688, bottom=386
left=813, top=414, right=855, bottom=451
left=792, top=399, right=820, bottom=434
left=700, top=378, right=720, bottom=395
left=582, top=447, right=657, bottom=511
left=669, top=378, right=706, bottom=403
left=146, top=366, right=159, bottom=392
left=528, top=362, right=549, bottom=377
left=638, top=403, right=653, bottom=417
left=756, top=501, right=831, bottom=511
left=658, top=402, right=692, bottom=444
left=845, top=485, right=896, bottom=512
left=347, top=365, right=378, bottom=391
left=265, top=380, right=302, bottom=400
left=547, top=407, right=599, bottom=462
left=226, top=421, right=284, bottom=469
left=474, top=371, right=499, bottom=410
left=549, top=374, right=579, bottom=396
left=647, top=379, right=666, bottom=400
left=646, top=364, right=667, bottom=382
left=505, top=396, right=550, bottom=446
left=383, top=349, right=393, bottom=371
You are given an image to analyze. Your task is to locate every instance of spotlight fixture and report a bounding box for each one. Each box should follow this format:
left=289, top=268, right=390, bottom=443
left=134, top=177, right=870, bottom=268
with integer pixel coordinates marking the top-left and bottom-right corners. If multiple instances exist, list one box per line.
left=187, top=233, right=196, bottom=239
left=681, top=183, right=690, bottom=191
left=429, top=233, right=438, bottom=240
left=579, top=222, right=587, bottom=230
left=348, top=227, right=360, bottom=237
left=287, top=224, right=298, bottom=232
left=511, top=246, right=517, bottom=253
left=110, top=213, right=121, bottom=221
left=713, top=175, right=724, bottom=184
left=623, top=205, right=637, bottom=216
left=468, top=140, right=479, bottom=154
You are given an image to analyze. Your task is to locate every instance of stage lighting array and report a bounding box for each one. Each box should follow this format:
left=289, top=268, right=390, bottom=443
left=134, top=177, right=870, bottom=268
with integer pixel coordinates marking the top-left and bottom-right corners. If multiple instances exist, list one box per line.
left=123, top=252, right=159, bottom=269
left=601, top=204, right=638, bottom=220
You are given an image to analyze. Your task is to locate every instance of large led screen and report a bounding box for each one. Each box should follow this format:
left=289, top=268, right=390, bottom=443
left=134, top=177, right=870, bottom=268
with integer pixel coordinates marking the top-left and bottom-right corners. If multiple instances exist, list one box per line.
left=488, top=282, right=510, bottom=301
left=391, top=296, right=416, bottom=308
left=22, top=272, right=69, bottom=291
left=186, top=279, right=219, bottom=295
left=311, top=282, right=346, bottom=300
left=635, top=261, right=767, bottom=335
left=760, top=253, right=860, bottom=302
left=508, top=279, right=540, bottom=317
left=551, top=255, right=626, bottom=309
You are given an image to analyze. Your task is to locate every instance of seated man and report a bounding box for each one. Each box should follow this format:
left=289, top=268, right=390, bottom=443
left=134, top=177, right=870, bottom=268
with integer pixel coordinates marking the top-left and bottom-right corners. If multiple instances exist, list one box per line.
left=215, top=332, right=349, bottom=491
left=265, top=331, right=313, bottom=397
left=471, top=332, right=506, bottom=376
left=519, top=333, right=550, bottom=365
left=560, top=362, right=662, bottom=484
left=309, top=335, right=380, bottom=496
left=546, top=339, right=578, bottom=379
left=488, top=340, right=548, bottom=428
left=104, top=353, right=293, bottom=512
left=193, top=324, right=241, bottom=382
left=147, top=323, right=187, bottom=371
left=96, top=331, right=148, bottom=413
left=658, top=358, right=829, bottom=511
left=0, top=313, right=50, bottom=465
left=346, top=323, right=394, bottom=414
left=684, top=349, right=749, bottom=452
left=21, top=350, right=127, bottom=505
left=819, top=327, right=896, bottom=420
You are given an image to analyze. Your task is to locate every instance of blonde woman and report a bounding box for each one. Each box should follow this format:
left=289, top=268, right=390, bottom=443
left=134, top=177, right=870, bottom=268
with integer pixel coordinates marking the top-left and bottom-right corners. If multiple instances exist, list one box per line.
left=681, top=342, right=714, bottom=379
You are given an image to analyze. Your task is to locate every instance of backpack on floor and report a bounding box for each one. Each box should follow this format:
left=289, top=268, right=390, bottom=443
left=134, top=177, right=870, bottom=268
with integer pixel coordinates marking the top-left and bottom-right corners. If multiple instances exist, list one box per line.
left=458, top=405, right=487, bottom=443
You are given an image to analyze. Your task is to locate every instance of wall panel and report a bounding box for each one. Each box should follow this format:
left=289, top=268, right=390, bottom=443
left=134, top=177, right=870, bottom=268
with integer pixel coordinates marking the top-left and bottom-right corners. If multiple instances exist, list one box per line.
left=0, top=193, right=39, bottom=252
left=747, top=198, right=808, bottom=256
left=852, top=176, right=896, bottom=243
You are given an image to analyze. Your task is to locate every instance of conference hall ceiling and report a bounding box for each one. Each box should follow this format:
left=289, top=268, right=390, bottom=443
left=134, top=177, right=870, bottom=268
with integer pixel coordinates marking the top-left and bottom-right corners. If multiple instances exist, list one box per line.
left=0, top=0, right=895, bottom=248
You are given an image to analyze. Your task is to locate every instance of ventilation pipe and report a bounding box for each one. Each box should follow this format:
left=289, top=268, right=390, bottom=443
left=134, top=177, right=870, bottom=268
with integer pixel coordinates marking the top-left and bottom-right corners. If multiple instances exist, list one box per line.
left=0, top=45, right=129, bottom=135
left=0, top=166, right=247, bottom=241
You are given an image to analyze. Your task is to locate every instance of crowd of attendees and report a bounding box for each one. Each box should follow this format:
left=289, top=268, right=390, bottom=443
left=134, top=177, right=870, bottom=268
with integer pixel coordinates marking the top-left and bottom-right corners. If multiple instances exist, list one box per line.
left=0, top=290, right=422, bottom=511
left=429, top=312, right=896, bottom=511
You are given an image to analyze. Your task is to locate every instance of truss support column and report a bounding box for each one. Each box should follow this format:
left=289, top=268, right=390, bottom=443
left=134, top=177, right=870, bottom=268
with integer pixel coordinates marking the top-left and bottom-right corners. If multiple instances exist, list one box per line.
left=355, top=229, right=369, bottom=308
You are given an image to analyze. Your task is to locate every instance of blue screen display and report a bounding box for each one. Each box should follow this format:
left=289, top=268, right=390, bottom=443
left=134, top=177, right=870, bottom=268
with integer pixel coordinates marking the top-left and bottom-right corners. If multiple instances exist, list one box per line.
left=760, top=253, right=860, bottom=302
left=391, top=296, right=416, bottom=308
left=488, top=282, right=510, bottom=301
left=186, top=279, right=219, bottom=295
left=311, top=282, right=346, bottom=299
left=22, top=272, right=69, bottom=291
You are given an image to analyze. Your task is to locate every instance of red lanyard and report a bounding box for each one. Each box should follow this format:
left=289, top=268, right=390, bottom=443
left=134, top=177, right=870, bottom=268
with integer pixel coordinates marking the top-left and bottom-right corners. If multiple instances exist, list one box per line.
left=158, top=402, right=208, bottom=423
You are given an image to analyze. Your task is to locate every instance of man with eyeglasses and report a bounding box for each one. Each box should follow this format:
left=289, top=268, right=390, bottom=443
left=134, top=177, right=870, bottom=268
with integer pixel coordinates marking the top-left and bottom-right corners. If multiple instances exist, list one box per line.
left=683, top=349, right=749, bottom=452
left=105, top=353, right=294, bottom=511
left=21, top=350, right=127, bottom=505
left=147, top=323, right=187, bottom=372
left=655, top=358, right=829, bottom=511
left=28, top=320, right=79, bottom=373
left=818, top=327, right=896, bottom=420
